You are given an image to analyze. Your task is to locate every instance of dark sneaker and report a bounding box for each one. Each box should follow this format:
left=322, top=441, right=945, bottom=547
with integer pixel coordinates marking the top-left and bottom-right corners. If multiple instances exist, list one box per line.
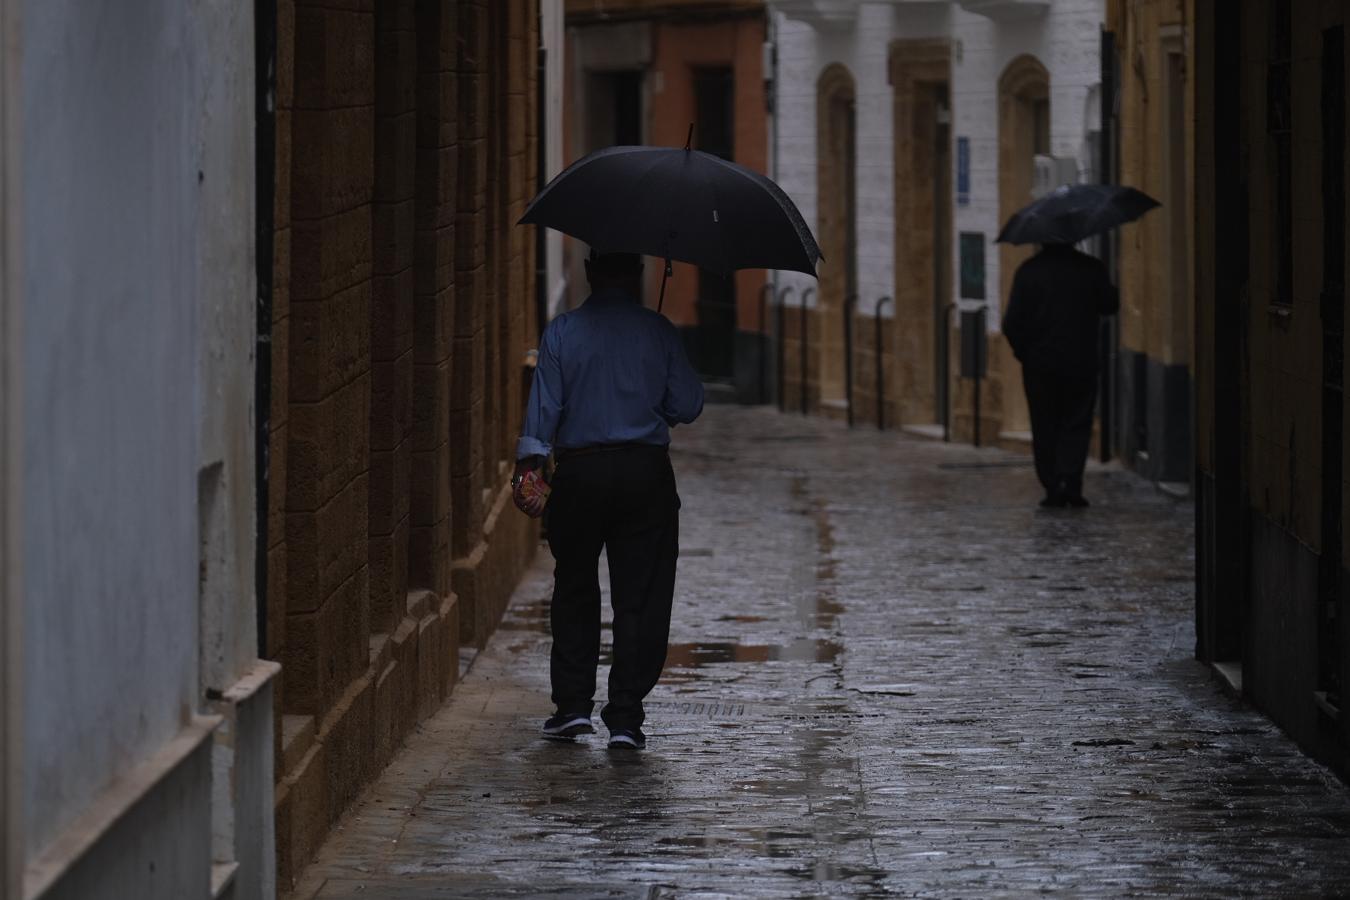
left=607, top=727, right=646, bottom=750
left=542, top=712, right=594, bottom=740
left=1065, top=494, right=1090, bottom=508
left=1039, top=493, right=1067, bottom=508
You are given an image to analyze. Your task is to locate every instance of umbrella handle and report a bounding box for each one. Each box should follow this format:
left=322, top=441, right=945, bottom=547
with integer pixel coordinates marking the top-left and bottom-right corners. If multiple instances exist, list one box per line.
left=657, top=258, right=672, bottom=313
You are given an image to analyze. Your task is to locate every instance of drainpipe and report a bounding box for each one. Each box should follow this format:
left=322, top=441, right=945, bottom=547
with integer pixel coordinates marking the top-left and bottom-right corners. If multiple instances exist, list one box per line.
left=254, top=0, right=276, bottom=659
left=767, top=16, right=780, bottom=409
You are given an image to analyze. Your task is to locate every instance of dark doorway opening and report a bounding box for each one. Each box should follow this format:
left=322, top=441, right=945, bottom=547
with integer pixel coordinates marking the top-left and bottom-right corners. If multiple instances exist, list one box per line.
left=1317, top=25, right=1344, bottom=718
left=586, top=69, right=643, bottom=150
left=694, top=66, right=736, bottom=380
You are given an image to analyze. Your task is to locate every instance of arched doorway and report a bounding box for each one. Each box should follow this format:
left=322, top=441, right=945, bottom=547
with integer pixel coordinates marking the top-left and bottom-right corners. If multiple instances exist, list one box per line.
left=890, top=41, right=953, bottom=429
left=816, top=64, right=857, bottom=409
left=997, top=54, right=1050, bottom=438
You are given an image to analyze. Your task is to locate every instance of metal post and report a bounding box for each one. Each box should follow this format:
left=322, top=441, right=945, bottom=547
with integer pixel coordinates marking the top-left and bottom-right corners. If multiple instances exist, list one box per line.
left=874, top=296, right=892, bottom=429
left=973, top=372, right=981, bottom=448
left=759, top=283, right=773, bottom=404
left=800, top=287, right=816, bottom=414
left=776, top=286, right=793, bottom=412
left=942, top=303, right=953, bottom=442
left=973, top=307, right=985, bottom=448
left=843, top=294, right=856, bottom=427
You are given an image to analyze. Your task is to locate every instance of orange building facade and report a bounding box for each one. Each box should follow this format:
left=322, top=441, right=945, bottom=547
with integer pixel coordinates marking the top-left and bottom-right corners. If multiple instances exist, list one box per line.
left=563, top=0, right=772, bottom=402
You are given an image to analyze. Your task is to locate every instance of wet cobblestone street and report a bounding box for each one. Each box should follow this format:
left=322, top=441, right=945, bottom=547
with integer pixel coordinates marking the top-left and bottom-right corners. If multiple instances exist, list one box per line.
left=292, top=406, right=1350, bottom=898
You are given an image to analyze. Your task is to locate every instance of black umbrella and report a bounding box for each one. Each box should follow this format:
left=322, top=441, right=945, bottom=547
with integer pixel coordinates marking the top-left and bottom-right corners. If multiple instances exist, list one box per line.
left=996, top=184, right=1160, bottom=246
left=519, top=134, right=821, bottom=310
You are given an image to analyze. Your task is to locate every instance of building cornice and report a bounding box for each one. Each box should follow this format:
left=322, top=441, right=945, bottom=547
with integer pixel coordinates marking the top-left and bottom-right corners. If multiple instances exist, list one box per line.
left=957, top=0, right=1051, bottom=23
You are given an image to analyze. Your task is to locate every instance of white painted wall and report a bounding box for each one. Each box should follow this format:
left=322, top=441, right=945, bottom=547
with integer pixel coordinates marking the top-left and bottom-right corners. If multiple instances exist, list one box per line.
left=20, top=0, right=203, bottom=857
left=2, top=0, right=23, bottom=893
left=16, top=0, right=270, bottom=896
left=949, top=0, right=1105, bottom=329
left=771, top=2, right=953, bottom=317
left=769, top=0, right=1104, bottom=329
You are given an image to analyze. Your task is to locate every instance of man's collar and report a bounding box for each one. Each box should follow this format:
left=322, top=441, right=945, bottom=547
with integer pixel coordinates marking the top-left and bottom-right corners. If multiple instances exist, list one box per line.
left=585, top=287, right=639, bottom=305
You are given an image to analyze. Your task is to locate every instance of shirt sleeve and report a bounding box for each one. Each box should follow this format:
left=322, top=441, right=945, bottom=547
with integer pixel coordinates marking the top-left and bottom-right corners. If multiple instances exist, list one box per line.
left=659, top=319, right=704, bottom=426
left=516, top=320, right=564, bottom=459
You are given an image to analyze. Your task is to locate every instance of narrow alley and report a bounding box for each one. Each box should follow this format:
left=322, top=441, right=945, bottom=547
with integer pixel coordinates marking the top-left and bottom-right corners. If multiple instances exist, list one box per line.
left=291, top=407, right=1350, bottom=898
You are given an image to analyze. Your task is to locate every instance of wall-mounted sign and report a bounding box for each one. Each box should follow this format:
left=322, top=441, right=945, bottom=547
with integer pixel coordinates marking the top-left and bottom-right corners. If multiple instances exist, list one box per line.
left=959, top=231, right=985, bottom=300
left=956, top=136, right=970, bottom=206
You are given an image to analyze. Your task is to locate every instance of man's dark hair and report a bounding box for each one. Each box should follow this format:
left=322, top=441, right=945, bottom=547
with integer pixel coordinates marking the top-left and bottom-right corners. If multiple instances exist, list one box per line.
left=587, top=249, right=643, bottom=275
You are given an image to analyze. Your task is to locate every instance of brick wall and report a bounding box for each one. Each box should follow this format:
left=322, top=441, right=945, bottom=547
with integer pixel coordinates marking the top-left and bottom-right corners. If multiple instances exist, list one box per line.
left=270, top=1, right=543, bottom=889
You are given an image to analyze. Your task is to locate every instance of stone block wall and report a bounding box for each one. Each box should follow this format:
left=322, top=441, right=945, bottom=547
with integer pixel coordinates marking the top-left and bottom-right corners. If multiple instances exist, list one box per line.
left=268, top=1, right=542, bottom=889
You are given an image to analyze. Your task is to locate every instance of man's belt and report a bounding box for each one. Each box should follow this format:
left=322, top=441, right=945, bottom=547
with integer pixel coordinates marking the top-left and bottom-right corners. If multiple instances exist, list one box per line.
left=554, top=442, right=667, bottom=462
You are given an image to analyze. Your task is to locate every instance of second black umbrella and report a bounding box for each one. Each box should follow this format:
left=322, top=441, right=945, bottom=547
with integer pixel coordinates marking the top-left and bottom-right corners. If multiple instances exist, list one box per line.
left=996, top=183, right=1160, bottom=246
left=519, top=140, right=821, bottom=309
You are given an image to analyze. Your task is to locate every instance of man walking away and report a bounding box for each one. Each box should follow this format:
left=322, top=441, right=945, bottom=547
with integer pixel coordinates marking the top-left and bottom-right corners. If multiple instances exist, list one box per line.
left=514, top=250, right=704, bottom=749
left=1002, top=242, right=1118, bottom=508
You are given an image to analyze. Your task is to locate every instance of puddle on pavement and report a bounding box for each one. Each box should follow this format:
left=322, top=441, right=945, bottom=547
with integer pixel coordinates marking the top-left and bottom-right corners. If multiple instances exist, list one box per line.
left=785, top=860, right=890, bottom=888
left=788, top=476, right=845, bottom=632
left=666, top=638, right=842, bottom=666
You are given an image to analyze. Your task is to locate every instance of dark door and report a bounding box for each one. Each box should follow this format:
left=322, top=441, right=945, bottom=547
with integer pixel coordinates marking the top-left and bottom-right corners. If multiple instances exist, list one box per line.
left=694, top=67, right=736, bottom=380
left=1318, top=25, right=1344, bottom=716
left=1201, top=3, right=1248, bottom=667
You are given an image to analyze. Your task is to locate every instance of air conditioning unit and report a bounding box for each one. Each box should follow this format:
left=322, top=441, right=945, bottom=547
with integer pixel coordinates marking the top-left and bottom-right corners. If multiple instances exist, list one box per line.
left=1031, top=154, right=1079, bottom=198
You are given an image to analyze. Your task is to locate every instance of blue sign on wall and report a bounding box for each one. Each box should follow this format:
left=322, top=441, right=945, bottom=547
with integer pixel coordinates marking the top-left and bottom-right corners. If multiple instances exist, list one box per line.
left=956, top=136, right=970, bottom=206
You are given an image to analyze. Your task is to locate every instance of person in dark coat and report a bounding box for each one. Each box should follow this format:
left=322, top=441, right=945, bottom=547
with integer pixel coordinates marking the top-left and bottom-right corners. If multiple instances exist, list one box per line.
left=1002, top=242, right=1118, bottom=508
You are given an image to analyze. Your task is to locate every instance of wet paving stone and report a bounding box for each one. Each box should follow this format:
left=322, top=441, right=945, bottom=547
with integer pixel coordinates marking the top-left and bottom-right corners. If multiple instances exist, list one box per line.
left=291, top=407, right=1350, bottom=898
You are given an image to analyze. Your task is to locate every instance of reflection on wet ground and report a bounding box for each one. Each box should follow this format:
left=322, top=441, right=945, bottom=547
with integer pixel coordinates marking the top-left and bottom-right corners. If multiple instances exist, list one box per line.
left=294, top=406, right=1350, bottom=899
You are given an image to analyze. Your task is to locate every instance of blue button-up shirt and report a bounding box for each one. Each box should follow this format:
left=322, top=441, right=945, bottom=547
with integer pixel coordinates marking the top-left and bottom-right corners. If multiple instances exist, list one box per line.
left=516, top=288, right=705, bottom=460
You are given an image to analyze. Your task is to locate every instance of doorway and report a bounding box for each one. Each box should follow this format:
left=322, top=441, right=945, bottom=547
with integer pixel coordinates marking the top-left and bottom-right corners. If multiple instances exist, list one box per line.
left=585, top=69, right=643, bottom=151
left=694, top=66, right=736, bottom=381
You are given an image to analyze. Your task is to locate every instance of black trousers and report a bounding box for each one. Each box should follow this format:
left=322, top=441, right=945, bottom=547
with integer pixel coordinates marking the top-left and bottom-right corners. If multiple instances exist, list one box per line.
left=545, top=445, right=679, bottom=731
left=1022, top=368, right=1098, bottom=499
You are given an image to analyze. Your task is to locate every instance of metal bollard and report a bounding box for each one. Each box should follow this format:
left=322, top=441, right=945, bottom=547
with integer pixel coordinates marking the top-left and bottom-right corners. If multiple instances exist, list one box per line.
left=776, top=285, right=794, bottom=413
left=799, top=287, right=816, bottom=415
left=873, top=296, right=892, bottom=430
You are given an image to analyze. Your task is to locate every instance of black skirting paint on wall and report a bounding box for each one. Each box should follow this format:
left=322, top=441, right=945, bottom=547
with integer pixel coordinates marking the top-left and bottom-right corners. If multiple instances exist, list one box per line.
left=1115, top=348, right=1191, bottom=484
left=1246, top=510, right=1349, bottom=783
